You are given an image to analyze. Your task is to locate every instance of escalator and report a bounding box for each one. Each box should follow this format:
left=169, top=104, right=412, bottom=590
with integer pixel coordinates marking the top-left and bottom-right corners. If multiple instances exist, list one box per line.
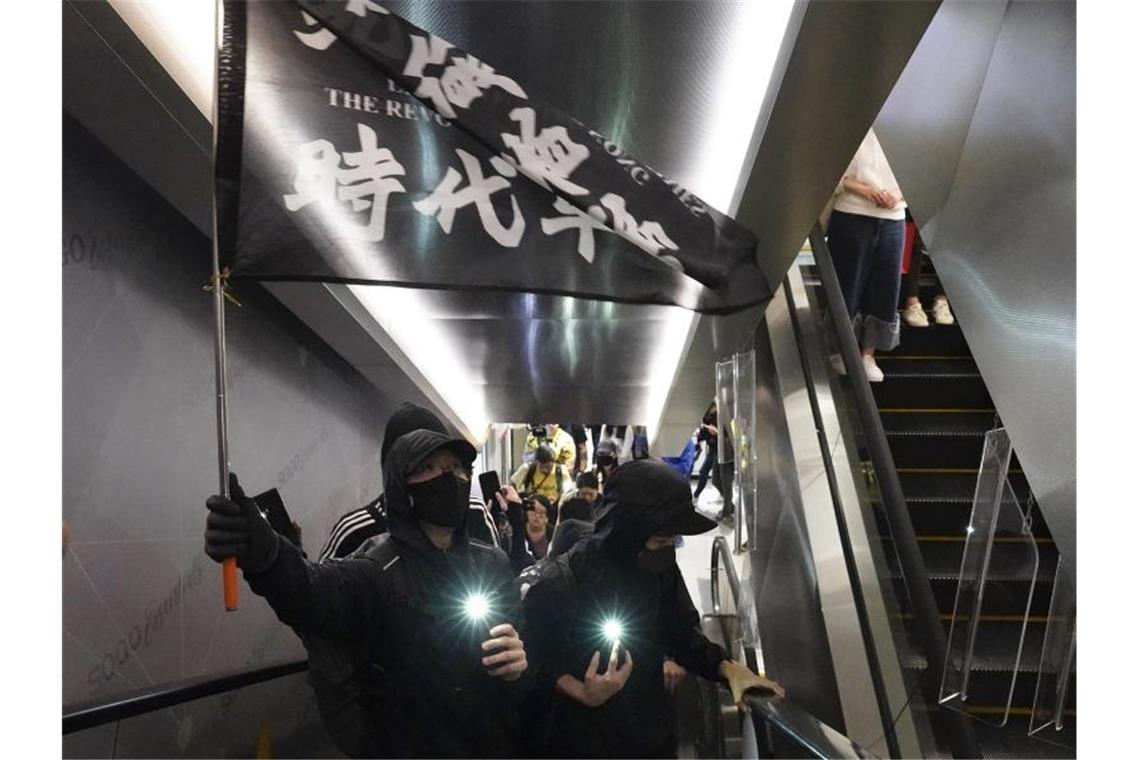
left=800, top=249, right=1076, bottom=758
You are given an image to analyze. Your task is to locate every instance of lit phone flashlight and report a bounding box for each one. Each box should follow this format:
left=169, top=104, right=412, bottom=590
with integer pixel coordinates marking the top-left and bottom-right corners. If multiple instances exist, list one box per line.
left=464, top=592, right=503, bottom=673
left=464, top=592, right=491, bottom=623
left=600, top=618, right=627, bottom=671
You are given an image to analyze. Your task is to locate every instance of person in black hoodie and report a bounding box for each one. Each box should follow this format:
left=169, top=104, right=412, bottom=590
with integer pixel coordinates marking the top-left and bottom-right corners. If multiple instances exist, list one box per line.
left=521, top=459, right=783, bottom=758
left=204, top=429, right=530, bottom=758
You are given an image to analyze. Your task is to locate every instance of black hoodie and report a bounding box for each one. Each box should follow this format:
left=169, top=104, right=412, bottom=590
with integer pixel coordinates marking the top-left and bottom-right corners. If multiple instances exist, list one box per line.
left=522, top=460, right=728, bottom=757
left=245, top=429, right=527, bottom=757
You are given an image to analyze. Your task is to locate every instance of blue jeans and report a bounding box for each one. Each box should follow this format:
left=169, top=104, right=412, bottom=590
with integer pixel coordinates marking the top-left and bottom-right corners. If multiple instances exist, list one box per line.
left=827, top=210, right=904, bottom=352
left=693, top=437, right=717, bottom=497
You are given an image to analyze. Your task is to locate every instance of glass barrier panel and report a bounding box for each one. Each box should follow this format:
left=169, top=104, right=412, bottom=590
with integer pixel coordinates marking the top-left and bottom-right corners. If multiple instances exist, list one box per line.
left=731, top=350, right=757, bottom=553
left=715, top=360, right=735, bottom=467
left=940, top=429, right=1039, bottom=727
left=1028, top=556, right=1076, bottom=749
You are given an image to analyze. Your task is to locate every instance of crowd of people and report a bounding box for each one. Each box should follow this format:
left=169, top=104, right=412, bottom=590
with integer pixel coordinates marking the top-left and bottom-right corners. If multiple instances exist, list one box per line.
left=204, top=403, right=782, bottom=758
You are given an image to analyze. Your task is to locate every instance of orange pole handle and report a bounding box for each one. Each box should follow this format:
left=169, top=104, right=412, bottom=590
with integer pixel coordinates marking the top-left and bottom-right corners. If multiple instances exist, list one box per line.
left=223, top=557, right=238, bottom=610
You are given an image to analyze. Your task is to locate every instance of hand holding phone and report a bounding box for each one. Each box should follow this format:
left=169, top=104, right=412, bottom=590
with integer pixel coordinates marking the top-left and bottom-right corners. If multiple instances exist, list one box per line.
left=479, top=471, right=503, bottom=511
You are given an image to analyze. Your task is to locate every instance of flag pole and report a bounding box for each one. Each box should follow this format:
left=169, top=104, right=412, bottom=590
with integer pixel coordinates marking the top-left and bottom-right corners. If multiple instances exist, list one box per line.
left=211, top=0, right=238, bottom=611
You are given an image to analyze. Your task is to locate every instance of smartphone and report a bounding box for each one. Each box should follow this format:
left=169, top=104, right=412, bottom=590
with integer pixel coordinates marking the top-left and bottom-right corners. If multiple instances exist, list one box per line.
left=478, top=471, right=502, bottom=509
left=254, top=488, right=293, bottom=537
left=598, top=643, right=628, bottom=675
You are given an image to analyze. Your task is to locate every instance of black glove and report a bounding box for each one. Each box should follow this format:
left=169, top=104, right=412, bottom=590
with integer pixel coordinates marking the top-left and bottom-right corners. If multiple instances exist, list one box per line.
left=205, top=472, right=280, bottom=574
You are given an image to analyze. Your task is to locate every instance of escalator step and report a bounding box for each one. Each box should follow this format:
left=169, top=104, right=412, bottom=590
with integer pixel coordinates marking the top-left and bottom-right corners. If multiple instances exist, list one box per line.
left=886, top=432, right=987, bottom=469
left=880, top=410, right=996, bottom=435
left=872, top=373, right=993, bottom=409
left=890, top=576, right=1054, bottom=617
left=896, top=471, right=1032, bottom=504
left=873, top=501, right=1052, bottom=538
left=892, top=322, right=973, bottom=357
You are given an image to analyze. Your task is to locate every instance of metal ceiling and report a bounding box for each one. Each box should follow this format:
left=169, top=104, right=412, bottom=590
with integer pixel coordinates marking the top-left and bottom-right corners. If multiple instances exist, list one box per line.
left=65, top=0, right=945, bottom=444
left=65, top=0, right=786, bottom=439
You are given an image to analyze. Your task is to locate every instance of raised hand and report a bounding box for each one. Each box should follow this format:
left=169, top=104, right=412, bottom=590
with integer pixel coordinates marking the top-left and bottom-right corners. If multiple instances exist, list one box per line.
left=580, top=643, right=634, bottom=707
left=481, top=623, right=528, bottom=681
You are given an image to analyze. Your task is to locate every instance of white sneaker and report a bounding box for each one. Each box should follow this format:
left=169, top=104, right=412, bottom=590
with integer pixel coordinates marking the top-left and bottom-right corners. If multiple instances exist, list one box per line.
left=862, top=354, right=884, bottom=382
left=932, top=298, right=955, bottom=325
left=902, top=302, right=930, bottom=328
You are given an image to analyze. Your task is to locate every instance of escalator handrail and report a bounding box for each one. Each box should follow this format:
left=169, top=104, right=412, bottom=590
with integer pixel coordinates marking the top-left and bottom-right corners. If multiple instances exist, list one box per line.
left=62, top=658, right=309, bottom=734
left=746, top=692, right=875, bottom=759
left=710, top=535, right=741, bottom=617
left=808, top=223, right=978, bottom=758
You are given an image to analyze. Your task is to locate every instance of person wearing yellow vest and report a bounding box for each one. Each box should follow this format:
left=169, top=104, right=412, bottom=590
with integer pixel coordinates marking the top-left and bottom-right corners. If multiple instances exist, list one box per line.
left=511, top=444, right=574, bottom=505
left=524, top=424, right=576, bottom=468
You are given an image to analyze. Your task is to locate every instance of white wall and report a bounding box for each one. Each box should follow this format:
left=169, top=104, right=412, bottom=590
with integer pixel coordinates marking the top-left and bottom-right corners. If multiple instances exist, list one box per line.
left=63, top=115, right=393, bottom=708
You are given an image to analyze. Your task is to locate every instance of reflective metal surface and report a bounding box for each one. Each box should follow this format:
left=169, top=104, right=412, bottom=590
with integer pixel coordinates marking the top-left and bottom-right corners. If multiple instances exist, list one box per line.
left=732, top=0, right=940, bottom=289
left=873, top=0, right=1007, bottom=246
left=782, top=264, right=926, bottom=757
left=875, top=0, right=1076, bottom=573
left=66, top=0, right=787, bottom=439
left=748, top=301, right=846, bottom=734
left=380, top=0, right=764, bottom=210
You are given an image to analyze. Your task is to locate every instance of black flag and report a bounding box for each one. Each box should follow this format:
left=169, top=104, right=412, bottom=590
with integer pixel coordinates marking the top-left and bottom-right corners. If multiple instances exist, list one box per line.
left=217, top=0, right=764, bottom=313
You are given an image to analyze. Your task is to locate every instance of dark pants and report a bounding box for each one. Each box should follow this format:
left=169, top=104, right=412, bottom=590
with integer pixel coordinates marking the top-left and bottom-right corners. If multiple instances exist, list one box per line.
left=693, top=437, right=717, bottom=497
left=828, top=210, right=904, bottom=352
left=902, top=249, right=924, bottom=301
left=714, top=462, right=734, bottom=519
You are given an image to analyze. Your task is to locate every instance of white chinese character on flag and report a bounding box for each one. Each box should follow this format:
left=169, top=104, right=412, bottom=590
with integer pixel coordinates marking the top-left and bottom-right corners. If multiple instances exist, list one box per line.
left=294, top=3, right=388, bottom=51
left=540, top=198, right=610, bottom=263
left=598, top=193, right=679, bottom=256
left=403, top=33, right=527, bottom=119
left=541, top=193, right=679, bottom=263
left=413, top=149, right=524, bottom=247
left=284, top=123, right=407, bottom=242
left=502, top=108, right=589, bottom=196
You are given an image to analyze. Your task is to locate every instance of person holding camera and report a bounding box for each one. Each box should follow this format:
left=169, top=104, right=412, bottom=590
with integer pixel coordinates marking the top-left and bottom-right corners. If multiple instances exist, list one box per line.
left=509, top=444, right=573, bottom=506
left=204, top=429, right=530, bottom=757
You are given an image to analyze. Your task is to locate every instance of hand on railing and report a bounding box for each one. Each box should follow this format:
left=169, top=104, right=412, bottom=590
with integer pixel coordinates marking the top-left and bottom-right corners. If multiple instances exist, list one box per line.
left=719, top=659, right=785, bottom=712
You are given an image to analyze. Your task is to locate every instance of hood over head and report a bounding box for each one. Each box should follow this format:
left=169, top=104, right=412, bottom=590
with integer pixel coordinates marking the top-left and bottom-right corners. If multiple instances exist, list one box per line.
left=380, top=403, right=447, bottom=465
left=590, top=460, right=715, bottom=561
left=383, top=428, right=477, bottom=559
left=550, top=519, right=594, bottom=558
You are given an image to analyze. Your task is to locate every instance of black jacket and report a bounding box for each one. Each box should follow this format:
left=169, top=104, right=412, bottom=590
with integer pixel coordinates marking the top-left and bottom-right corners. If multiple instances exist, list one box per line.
left=244, top=429, right=528, bottom=757
left=522, top=464, right=728, bottom=757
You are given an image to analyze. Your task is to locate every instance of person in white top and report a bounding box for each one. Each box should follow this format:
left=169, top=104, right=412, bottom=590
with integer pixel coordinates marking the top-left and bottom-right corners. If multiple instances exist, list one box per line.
left=827, top=128, right=908, bottom=382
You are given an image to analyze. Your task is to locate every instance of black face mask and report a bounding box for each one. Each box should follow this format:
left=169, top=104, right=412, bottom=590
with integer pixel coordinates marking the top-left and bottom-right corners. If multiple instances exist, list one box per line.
left=406, top=472, right=469, bottom=529
left=635, top=545, right=676, bottom=575
left=597, top=457, right=616, bottom=472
